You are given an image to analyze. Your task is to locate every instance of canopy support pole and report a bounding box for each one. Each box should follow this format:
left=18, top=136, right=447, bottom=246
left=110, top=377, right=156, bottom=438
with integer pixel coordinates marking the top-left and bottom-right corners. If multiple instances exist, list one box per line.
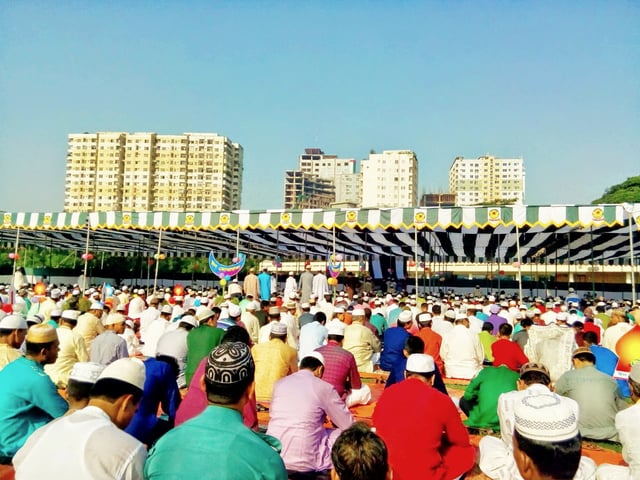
left=515, top=224, right=523, bottom=301
left=153, top=230, right=162, bottom=293
left=629, top=211, right=637, bottom=304
left=82, top=221, right=90, bottom=291
left=10, top=228, right=20, bottom=301
left=414, top=227, right=418, bottom=296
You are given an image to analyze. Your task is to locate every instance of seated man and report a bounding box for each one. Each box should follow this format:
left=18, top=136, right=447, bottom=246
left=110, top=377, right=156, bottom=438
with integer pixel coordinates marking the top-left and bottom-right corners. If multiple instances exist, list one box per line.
left=440, top=313, right=484, bottom=379
left=267, top=352, right=354, bottom=477
left=373, top=354, right=475, bottom=480
left=316, top=322, right=370, bottom=407
left=512, top=393, right=590, bottom=480
left=555, top=346, right=627, bottom=441
left=331, top=422, right=391, bottom=480
left=479, top=363, right=596, bottom=480
left=0, top=314, right=27, bottom=371
left=252, top=322, right=298, bottom=403
left=378, top=310, right=412, bottom=373
left=0, top=324, right=68, bottom=463
left=14, top=358, right=148, bottom=478
left=65, top=361, right=105, bottom=414
left=460, top=361, right=519, bottom=432
left=597, top=362, right=640, bottom=479
left=491, top=323, right=529, bottom=373
left=145, top=342, right=287, bottom=479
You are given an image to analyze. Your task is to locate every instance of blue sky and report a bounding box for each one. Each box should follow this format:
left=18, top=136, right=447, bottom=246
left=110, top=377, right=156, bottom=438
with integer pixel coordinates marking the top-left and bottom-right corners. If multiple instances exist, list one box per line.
left=1, top=0, right=638, bottom=212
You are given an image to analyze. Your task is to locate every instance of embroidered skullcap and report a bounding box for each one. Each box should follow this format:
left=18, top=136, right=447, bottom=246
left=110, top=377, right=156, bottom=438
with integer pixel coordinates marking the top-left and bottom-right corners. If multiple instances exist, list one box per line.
left=69, top=362, right=105, bottom=384
left=514, top=393, right=579, bottom=442
left=519, top=362, right=550, bottom=380
left=205, top=342, right=254, bottom=386
left=268, top=306, right=281, bottom=316
left=270, top=322, right=288, bottom=336
left=417, top=312, right=432, bottom=323
left=50, top=309, right=62, bottom=318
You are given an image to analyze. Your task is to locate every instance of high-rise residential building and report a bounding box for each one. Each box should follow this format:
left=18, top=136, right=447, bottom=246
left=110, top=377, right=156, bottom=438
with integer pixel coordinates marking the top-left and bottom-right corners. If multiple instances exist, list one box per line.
left=64, top=132, right=243, bottom=212
left=448, top=155, right=525, bottom=206
left=360, top=150, right=419, bottom=208
left=283, top=148, right=360, bottom=208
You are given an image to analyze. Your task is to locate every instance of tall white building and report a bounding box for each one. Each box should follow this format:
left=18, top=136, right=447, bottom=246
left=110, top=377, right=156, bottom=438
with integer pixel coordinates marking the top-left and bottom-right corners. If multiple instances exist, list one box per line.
left=449, top=155, right=525, bottom=206
left=64, top=132, right=243, bottom=212
left=283, top=148, right=360, bottom=208
left=360, top=150, right=418, bottom=208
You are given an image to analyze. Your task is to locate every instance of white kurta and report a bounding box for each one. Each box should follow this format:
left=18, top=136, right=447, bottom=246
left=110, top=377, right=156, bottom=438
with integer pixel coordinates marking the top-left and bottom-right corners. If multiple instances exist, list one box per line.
left=439, top=324, right=483, bottom=379
left=13, top=405, right=146, bottom=479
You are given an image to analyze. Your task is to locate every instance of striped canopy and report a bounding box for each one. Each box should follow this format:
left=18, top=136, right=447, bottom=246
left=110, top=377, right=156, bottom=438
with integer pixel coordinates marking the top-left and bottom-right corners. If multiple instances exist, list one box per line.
left=1, top=204, right=639, bottom=263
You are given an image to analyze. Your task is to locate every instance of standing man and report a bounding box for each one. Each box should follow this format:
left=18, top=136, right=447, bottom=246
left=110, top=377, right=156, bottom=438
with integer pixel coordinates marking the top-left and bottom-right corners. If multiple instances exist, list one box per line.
left=267, top=352, right=354, bottom=476
left=284, top=272, right=298, bottom=300
left=0, top=324, right=69, bottom=462
left=258, top=267, right=272, bottom=302
left=14, top=358, right=148, bottom=478
left=312, top=269, right=330, bottom=300
left=373, top=354, right=475, bottom=480
left=185, top=307, right=223, bottom=385
left=144, top=342, right=288, bottom=479
left=299, top=264, right=314, bottom=303
left=243, top=267, right=260, bottom=300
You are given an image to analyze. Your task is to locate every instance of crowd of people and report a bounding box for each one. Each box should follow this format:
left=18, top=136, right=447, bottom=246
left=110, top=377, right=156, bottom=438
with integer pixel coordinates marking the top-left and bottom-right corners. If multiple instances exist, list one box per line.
left=0, top=265, right=638, bottom=480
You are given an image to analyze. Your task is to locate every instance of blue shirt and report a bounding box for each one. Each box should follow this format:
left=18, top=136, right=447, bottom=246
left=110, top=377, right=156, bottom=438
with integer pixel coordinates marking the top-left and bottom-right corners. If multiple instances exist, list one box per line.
left=258, top=272, right=272, bottom=301
left=125, top=357, right=181, bottom=445
left=379, top=327, right=409, bottom=372
left=0, top=356, right=69, bottom=457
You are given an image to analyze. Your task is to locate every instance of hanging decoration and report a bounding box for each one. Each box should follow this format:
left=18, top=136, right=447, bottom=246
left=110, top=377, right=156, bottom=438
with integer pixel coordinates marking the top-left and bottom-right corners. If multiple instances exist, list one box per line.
left=327, top=253, right=342, bottom=278
left=81, top=252, right=94, bottom=261
left=209, top=251, right=246, bottom=283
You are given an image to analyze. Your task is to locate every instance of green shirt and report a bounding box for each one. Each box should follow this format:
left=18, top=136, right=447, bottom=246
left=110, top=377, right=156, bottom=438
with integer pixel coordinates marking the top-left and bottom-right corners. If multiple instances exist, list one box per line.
left=185, top=325, right=224, bottom=385
left=0, top=356, right=69, bottom=457
left=145, top=405, right=287, bottom=480
left=462, top=365, right=518, bottom=430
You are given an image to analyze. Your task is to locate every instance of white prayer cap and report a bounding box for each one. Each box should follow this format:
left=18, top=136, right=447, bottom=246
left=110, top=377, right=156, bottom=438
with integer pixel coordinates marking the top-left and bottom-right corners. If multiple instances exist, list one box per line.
left=514, top=394, right=579, bottom=442
left=288, top=271, right=294, bottom=276
left=417, top=312, right=432, bottom=323
left=455, top=312, right=468, bottom=321
left=270, top=322, right=288, bottom=336
left=51, top=309, right=63, bottom=318
left=303, top=351, right=325, bottom=366
left=398, top=310, right=413, bottom=324
left=97, top=358, right=146, bottom=391
left=0, top=314, right=27, bottom=330
left=179, top=315, right=198, bottom=328
left=69, top=362, right=105, bottom=384
left=556, top=312, right=568, bottom=322
left=351, top=308, right=365, bottom=317
left=327, top=322, right=346, bottom=336
left=103, top=313, right=126, bottom=326
left=334, top=307, right=345, bottom=314
left=161, top=305, right=173, bottom=314
left=50, top=288, right=61, bottom=299
left=444, top=310, right=456, bottom=320
left=61, top=310, right=81, bottom=322
left=27, top=314, right=43, bottom=325
left=246, top=301, right=259, bottom=311
left=196, top=307, right=215, bottom=321
left=406, top=354, right=435, bottom=374
left=300, top=302, right=310, bottom=309
left=227, top=303, right=241, bottom=318
left=90, top=302, right=104, bottom=311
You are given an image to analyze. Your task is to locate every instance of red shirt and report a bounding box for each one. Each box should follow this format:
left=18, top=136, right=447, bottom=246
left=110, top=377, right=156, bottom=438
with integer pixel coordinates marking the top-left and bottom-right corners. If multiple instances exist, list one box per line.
left=583, top=321, right=601, bottom=344
left=417, top=327, right=444, bottom=374
left=315, top=341, right=362, bottom=398
left=373, top=378, right=475, bottom=480
left=491, top=338, right=529, bottom=372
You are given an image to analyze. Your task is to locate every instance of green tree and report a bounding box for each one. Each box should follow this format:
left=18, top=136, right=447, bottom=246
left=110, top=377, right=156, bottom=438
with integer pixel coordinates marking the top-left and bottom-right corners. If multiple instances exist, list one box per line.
left=592, top=176, right=640, bottom=204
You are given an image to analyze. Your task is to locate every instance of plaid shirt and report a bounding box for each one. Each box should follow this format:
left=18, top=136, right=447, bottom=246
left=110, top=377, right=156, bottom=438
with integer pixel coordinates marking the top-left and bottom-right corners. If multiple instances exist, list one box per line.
left=315, top=341, right=362, bottom=398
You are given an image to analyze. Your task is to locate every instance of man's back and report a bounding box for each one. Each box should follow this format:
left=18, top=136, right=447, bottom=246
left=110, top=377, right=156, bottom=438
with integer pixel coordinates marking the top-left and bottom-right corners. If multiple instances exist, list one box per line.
left=343, top=322, right=381, bottom=373
left=555, top=365, right=626, bottom=441
left=14, top=405, right=146, bottom=479
left=145, top=405, right=287, bottom=479
left=315, top=342, right=361, bottom=398
left=252, top=339, right=297, bottom=402
left=185, top=325, right=224, bottom=384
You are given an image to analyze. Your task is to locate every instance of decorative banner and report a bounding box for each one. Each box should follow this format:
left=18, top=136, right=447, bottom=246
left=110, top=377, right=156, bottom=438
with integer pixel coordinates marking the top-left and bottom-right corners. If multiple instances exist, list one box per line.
left=592, top=207, right=604, bottom=222
left=327, top=253, right=343, bottom=278
left=488, top=208, right=501, bottom=223
left=414, top=210, right=426, bottom=225
left=346, top=211, right=358, bottom=225
left=208, top=251, right=246, bottom=280
left=280, top=212, right=291, bottom=225
left=613, top=324, right=640, bottom=381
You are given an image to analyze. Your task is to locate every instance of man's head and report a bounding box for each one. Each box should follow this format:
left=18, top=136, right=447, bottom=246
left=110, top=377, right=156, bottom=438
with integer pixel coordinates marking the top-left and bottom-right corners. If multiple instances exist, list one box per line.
left=582, top=331, right=598, bottom=346
left=331, top=422, right=391, bottom=480
left=203, top=342, right=255, bottom=407
left=403, top=335, right=425, bottom=358
left=327, top=322, right=346, bottom=344
left=482, top=321, right=494, bottom=333
left=397, top=310, right=413, bottom=329
left=512, top=393, right=581, bottom=480
left=89, top=302, right=104, bottom=316
left=67, top=361, right=105, bottom=405
left=571, top=346, right=595, bottom=368
left=90, top=358, right=146, bottom=429
left=103, top=313, right=126, bottom=334
left=498, top=322, right=513, bottom=338
left=0, top=314, right=28, bottom=348
left=269, top=322, right=288, bottom=341
left=160, top=304, right=173, bottom=319
left=404, top=353, right=435, bottom=384
left=351, top=309, right=365, bottom=324
left=59, top=309, right=80, bottom=327
left=518, top=362, right=551, bottom=389
left=25, top=324, right=59, bottom=365
left=313, top=311, right=327, bottom=325
left=300, top=351, right=325, bottom=378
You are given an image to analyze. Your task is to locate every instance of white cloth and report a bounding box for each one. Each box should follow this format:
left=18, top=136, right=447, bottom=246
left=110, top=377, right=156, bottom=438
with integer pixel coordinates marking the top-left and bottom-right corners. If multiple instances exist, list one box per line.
left=13, top=405, right=147, bottom=480
left=345, top=384, right=371, bottom=407
left=156, top=327, right=189, bottom=387
left=525, top=324, right=576, bottom=382
left=284, top=276, right=298, bottom=300
left=139, top=306, right=160, bottom=343
left=298, top=321, right=328, bottom=361
left=140, top=318, right=169, bottom=357
left=127, top=296, right=146, bottom=320
left=119, top=327, right=140, bottom=356
left=431, top=317, right=453, bottom=338
left=312, top=273, right=329, bottom=299
left=602, top=323, right=632, bottom=352
left=597, top=401, right=640, bottom=479
left=440, top=324, right=483, bottom=379
left=479, top=435, right=597, bottom=480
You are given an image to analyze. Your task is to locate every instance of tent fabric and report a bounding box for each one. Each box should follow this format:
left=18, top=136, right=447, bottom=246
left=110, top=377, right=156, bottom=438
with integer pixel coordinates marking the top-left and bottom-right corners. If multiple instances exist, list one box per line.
left=0, top=205, right=639, bottom=262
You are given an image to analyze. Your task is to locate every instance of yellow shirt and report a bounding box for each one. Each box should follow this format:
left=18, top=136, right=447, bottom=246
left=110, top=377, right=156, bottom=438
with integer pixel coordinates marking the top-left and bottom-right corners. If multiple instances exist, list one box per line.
left=44, top=326, right=89, bottom=387
left=251, top=339, right=298, bottom=402
left=0, top=343, right=22, bottom=371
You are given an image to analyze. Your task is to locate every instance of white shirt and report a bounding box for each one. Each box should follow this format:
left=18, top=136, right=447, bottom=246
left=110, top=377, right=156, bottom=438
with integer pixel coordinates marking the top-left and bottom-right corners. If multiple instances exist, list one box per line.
left=127, top=296, right=146, bottom=320
left=156, top=327, right=189, bottom=387
left=14, top=405, right=146, bottom=480
left=140, top=318, right=169, bottom=357
left=440, top=324, right=483, bottom=379
left=139, top=306, right=160, bottom=343
left=312, top=273, right=329, bottom=298
left=602, top=323, right=632, bottom=352
left=241, top=311, right=260, bottom=345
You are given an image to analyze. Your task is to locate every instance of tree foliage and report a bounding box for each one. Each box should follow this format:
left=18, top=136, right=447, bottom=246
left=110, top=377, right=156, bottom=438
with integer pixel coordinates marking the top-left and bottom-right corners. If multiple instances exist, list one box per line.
left=592, top=175, right=640, bottom=204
